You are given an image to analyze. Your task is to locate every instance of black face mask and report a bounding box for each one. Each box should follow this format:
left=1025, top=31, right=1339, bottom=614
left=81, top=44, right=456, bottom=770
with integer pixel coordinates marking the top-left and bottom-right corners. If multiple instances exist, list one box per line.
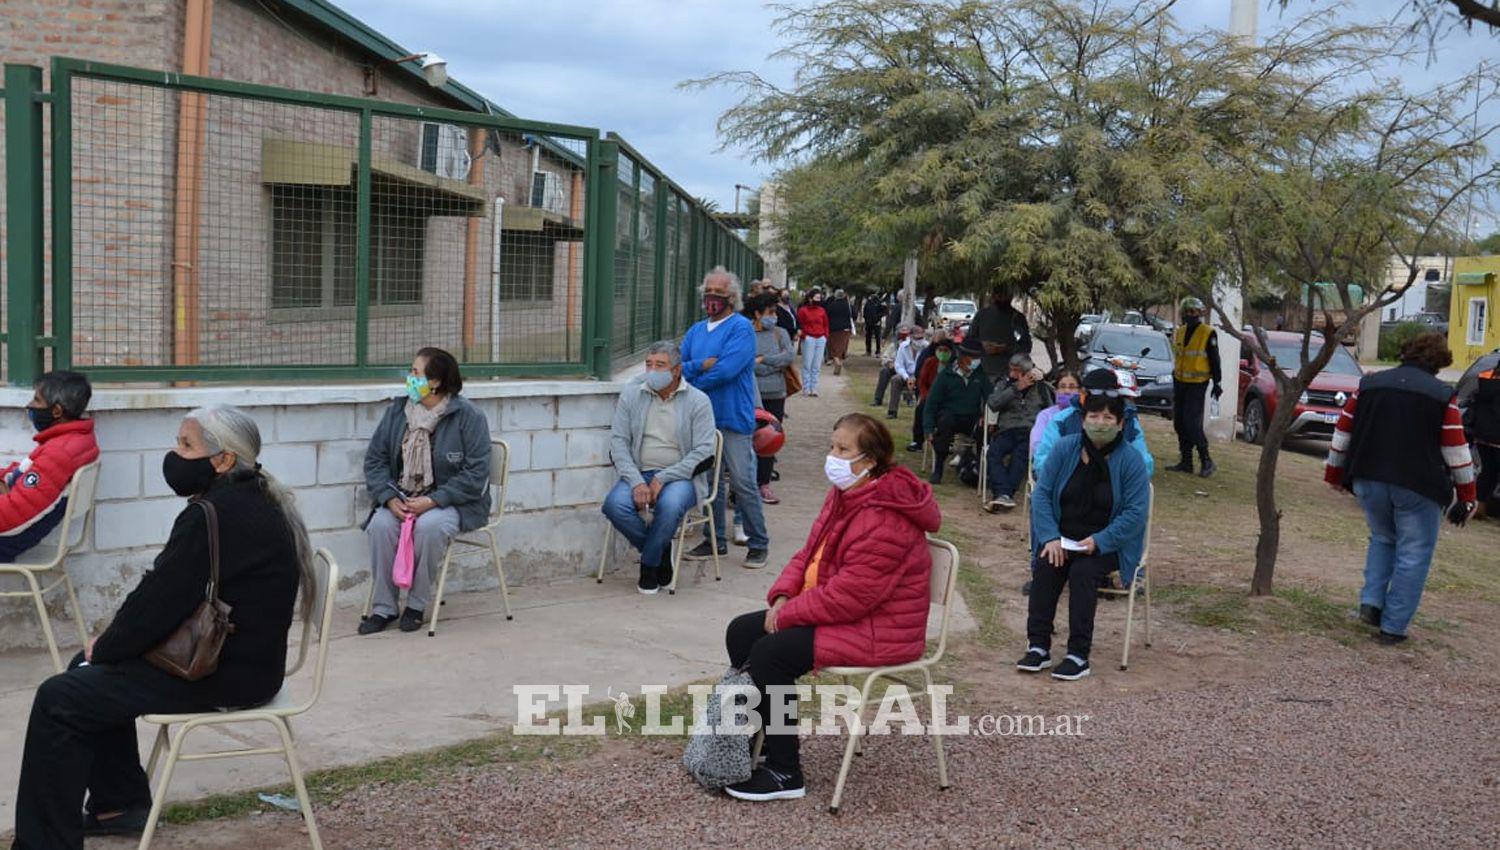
left=162, top=451, right=220, bottom=497
left=1183, top=315, right=1201, bottom=328
left=28, top=406, right=57, bottom=433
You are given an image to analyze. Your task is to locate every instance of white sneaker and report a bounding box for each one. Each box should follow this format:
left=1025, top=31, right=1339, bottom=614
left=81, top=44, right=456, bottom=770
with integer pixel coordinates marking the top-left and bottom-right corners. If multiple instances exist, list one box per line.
left=733, top=527, right=750, bottom=546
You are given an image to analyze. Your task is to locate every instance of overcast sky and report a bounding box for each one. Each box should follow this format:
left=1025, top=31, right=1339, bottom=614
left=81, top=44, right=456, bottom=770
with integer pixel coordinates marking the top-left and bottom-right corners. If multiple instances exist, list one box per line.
left=339, top=0, right=1497, bottom=232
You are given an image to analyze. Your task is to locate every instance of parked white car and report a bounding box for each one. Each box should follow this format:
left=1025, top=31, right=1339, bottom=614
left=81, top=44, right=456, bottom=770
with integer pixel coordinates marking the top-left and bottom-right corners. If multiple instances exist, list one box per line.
left=935, top=299, right=977, bottom=326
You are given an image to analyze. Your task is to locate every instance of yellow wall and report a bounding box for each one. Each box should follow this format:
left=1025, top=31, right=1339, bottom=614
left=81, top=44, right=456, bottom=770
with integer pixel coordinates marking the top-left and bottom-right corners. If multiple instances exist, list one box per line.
left=1449, top=255, right=1500, bottom=366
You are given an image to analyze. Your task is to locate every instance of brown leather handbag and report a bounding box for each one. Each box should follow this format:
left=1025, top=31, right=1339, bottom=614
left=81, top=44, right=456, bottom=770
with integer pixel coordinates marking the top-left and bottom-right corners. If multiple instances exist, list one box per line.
left=145, top=500, right=235, bottom=681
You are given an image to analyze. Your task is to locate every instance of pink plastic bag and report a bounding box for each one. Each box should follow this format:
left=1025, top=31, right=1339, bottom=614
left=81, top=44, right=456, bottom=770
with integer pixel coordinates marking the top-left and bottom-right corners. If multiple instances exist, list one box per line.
left=392, top=514, right=416, bottom=590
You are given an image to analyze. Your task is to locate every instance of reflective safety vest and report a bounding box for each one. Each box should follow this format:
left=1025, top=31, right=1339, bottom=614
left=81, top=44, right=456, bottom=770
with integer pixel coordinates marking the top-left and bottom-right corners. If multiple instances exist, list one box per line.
left=1173, top=323, right=1213, bottom=383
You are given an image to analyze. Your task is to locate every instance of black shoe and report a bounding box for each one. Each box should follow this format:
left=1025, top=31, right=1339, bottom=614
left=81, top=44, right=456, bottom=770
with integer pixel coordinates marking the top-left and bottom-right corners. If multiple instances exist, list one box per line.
left=655, top=560, right=674, bottom=590
left=928, top=469, right=943, bottom=485
left=1021, top=579, right=1033, bottom=596
left=1375, top=631, right=1408, bottom=645
left=1016, top=648, right=1052, bottom=672
left=686, top=540, right=727, bottom=559
left=1198, top=460, right=1217, bottom=478
left=906, top=442, right=922, bottom=452
left=1051, top=655, right=1091, bottom=680
left=358, top=613, right=396, bottom=635
left=744, top=548, right=769, bottom=569
left=1358, top=604, right=1382, bottom=628
left=886, top=412, right=899, bottom=420
left=638, top=564, right=660, bottom=595
left=870, top=399, right=883, bottom=406
left=399, top=607, right=424, bottom=632
left=724, top=766, right=807, bottom=801
left=1166, top=461, right=1194, bottom=474
left=83, top=807, right=149, bottom=837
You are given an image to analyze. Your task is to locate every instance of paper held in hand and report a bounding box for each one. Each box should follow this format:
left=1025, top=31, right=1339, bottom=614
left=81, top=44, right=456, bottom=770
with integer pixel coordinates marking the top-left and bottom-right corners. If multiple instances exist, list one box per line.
left=1060, top=537, right=1090, bottom=552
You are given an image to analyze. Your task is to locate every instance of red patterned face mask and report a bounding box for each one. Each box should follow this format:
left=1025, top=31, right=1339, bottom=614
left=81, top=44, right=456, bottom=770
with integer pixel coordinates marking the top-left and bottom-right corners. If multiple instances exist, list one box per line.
left=703, top=295, right=730, bottom=316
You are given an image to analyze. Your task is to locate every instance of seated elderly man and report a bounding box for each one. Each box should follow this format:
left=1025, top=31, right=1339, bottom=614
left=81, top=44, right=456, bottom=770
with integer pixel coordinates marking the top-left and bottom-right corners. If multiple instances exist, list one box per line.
left=1, top=370, right=100, bottom=561
left=602, top=341, right=718, bottom=594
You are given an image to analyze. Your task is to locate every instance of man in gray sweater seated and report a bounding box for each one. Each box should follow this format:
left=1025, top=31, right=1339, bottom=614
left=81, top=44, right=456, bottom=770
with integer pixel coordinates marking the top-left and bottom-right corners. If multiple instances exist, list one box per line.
left=985, top=353, right=1053, bottom=512
left=603, top=340, right=718, bottom=594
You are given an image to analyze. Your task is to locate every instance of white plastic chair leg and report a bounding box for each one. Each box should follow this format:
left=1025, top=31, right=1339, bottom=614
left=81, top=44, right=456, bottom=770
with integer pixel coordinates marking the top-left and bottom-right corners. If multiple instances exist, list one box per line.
left=597, top=523, right=612, bottom=583
left=486, top=530, right=513, bottom=621
left=428, top=547, right=456, bottom=637
left=138, top=724, right=190, bottom=849
left=24, top=571, right=63, bottom=674
left=63, top=573, right=88, bottom=647
left=272, top=717, right=323, bottom=850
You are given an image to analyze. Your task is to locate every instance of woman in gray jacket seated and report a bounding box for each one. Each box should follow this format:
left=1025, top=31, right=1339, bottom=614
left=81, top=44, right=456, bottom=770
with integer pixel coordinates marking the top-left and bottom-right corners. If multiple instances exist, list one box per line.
left=361, top=347, right=492, bottom=634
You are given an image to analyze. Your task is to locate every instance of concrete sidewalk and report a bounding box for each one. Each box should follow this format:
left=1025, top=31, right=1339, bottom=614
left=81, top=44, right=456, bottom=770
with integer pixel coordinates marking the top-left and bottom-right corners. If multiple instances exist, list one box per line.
left=0, top=370, right=972, bottom=828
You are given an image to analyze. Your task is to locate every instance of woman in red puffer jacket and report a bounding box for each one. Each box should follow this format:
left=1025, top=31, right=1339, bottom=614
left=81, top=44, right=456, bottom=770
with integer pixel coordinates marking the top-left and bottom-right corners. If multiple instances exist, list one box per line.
left=722, top=412, right=942, bottom=802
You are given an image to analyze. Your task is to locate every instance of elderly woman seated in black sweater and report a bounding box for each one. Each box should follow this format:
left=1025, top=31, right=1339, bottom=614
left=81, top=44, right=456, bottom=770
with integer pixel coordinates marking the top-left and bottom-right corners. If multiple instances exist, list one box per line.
left=11, top=405, right=315, bottom=849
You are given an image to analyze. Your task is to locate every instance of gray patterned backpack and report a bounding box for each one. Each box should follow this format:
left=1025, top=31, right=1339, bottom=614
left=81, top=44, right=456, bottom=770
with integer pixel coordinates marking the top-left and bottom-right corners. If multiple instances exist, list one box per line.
left=682, top=666, right=757, bottom=789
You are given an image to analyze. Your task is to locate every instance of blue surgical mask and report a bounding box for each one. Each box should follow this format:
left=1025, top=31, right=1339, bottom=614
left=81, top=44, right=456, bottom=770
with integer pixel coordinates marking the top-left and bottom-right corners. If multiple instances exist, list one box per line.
left=643, top=369, right=675, bottom=392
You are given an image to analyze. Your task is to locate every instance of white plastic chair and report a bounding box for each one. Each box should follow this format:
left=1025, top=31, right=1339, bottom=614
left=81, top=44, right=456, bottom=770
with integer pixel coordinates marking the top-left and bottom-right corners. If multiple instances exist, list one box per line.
left=754, top=537, right=959, bottom=814
left=137, top=548, right=339, bottom=850
left=361, top=439, right=513, bottom=637
left=597, top=430, right=723, bottom=595
left=0, top=460, right=100, bottom=673
left=1098, top=484, right=1155, bottom=671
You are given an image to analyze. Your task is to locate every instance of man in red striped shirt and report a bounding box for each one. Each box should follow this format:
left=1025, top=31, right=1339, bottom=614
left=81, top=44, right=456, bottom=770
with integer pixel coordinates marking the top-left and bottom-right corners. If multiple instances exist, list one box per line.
left=1325, top=332, right=1476, bottom=645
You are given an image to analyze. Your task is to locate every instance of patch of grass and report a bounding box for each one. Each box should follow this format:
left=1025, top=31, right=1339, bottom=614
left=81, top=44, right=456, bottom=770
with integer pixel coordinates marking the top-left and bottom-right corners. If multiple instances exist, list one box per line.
left=1153, top=582, right=1379, bottom=646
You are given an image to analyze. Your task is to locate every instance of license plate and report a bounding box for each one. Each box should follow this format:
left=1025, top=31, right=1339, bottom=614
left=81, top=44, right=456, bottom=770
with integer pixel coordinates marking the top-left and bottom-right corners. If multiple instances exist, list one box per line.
left=1321, top=412, right=1339, bottom=424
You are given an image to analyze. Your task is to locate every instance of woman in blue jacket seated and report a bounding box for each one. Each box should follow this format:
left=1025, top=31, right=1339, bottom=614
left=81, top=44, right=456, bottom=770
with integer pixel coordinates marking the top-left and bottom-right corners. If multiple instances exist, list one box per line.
left=1017, top=392, right=1150, bottom=682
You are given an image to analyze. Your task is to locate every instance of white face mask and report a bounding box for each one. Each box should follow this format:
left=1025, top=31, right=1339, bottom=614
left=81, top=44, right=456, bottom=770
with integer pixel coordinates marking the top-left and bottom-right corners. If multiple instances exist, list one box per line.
left=824, top=453, right=867, bottom=490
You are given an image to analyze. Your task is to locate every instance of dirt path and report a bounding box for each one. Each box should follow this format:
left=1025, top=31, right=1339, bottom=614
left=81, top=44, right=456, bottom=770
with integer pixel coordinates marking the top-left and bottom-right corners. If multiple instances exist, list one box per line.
left=99, top=357, right=1500, bottom=849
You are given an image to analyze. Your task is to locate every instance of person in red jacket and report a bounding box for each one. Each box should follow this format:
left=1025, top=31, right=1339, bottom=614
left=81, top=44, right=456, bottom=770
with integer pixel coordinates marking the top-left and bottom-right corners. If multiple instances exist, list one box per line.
left=795, top=290, right=830, bottom=397
left=0, top=371, right=100, bottom=561
left=722, top=412, right=942, bottom=802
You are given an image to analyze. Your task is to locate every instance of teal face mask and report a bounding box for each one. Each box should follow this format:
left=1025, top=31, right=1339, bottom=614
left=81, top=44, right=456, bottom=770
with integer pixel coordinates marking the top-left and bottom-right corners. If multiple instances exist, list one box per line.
left=405, top=374, right=433, bottom=403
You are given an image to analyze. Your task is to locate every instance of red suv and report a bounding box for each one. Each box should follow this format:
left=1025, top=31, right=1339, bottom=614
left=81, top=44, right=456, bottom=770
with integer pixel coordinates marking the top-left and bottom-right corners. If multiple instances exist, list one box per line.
left=1237, top=331, right=1363, bottom=444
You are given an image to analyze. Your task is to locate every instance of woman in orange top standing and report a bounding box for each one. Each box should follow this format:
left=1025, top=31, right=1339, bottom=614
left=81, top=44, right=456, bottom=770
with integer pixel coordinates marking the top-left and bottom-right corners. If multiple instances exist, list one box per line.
left=721, top=413, right=941, bottom=802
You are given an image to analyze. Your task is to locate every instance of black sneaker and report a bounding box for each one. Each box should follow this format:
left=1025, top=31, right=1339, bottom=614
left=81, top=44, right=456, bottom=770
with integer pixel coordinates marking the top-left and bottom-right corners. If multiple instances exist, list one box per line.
left=1375, top=631, right=1408, bottom=646
left=686, top=540, right=727, bottom=559
left=724, top=766, right=807, bottom=801
left=1166, top=461, right=1194, bottom=474
left=1051, top=655, right=1091, bottom=681
left=1358, top=604, right=1382, bottom=628
left=83, top=807, right=149, bottom=837
left=638, top=564, right=660, bottom=595
left=1198, top=460, right=1217, bottom=478
left=655, top=560, right=674, bottom=590
left=358, top=613, right=396, bottom=635
left=906, top=441, right=922, bottom=452
left=399, top=607, right=424, bottom=632
left=1016, top=648, right=1052, bottom=672
left=928, top=468, right=943, bottom=485
left=744, top=549, right=769, bottom=569
left=886, top=412, right=899, bottom=420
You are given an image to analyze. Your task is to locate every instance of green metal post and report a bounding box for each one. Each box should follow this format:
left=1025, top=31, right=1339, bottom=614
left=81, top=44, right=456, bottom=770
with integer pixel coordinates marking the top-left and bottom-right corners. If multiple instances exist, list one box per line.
left=5, top=65, right=46, bottom=385
left=651, top=172, right=667, bottom=339
left=588, top=140, right=619, bottom=379
left=49, top=58, right=73, bottom=370
left=625, top=159, right=640, bottom=353
left=354, top=108, right=372, bottom=367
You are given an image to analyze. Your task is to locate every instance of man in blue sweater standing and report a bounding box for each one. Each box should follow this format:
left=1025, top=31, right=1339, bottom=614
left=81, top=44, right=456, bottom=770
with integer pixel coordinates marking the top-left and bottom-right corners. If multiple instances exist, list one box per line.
left=681, top=267, right=770, bottom=568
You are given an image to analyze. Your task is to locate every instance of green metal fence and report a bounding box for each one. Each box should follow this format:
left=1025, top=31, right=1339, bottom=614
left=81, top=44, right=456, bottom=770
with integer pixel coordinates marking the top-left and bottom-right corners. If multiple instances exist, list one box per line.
left=1, top=58, right=763, bottom=384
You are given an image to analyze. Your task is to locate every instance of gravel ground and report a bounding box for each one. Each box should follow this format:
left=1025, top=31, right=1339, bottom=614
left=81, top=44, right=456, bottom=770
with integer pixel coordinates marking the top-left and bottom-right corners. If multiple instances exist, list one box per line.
left=88, top=366, right=1500, bottom=850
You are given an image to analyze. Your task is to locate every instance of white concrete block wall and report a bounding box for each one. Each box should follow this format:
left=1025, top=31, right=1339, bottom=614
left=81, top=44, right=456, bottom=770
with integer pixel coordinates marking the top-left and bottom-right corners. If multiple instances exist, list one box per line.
left=0, top=381, right=629, bottom=651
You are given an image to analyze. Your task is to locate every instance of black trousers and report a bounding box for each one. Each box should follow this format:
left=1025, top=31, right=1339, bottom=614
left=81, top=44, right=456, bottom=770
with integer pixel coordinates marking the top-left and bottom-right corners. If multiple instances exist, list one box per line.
left=912, top=400, right=927, bottom=444
left=932, top=411, right=980, bottom=459
left=757, top=397, right=786, bottom=487
left=1476, top=443, right=1500, bottom=514
left=725, top=611, right=816, bottom=774
left=1172, top=381, right=1210, bottom=465
left=13, top=654, right=259, bottom=850
left=1027, top=552, right=1119, bottom=659
left=864, top=323, right=882, bottom=356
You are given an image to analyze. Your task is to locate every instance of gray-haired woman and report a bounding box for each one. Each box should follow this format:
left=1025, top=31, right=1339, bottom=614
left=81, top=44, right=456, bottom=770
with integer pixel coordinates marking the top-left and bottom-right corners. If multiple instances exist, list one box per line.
left=360, top=347, right=492, bottom=635
left=13, top=405, right=316, bottom=847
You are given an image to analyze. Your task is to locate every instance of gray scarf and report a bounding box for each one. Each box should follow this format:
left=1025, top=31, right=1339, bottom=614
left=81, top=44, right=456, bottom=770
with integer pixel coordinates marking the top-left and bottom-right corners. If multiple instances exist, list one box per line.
left=399, top=396, right=450, bottom=495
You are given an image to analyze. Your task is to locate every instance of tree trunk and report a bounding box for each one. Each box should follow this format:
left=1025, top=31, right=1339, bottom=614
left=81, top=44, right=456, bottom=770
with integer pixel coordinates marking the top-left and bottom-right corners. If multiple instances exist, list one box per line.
left=900, top=255, right=918, bottom=326
left=1248, top=378, right=1305, bottom=595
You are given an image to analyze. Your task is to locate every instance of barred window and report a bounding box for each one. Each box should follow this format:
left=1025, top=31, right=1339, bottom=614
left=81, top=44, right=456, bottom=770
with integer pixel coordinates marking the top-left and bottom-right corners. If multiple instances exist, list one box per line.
left=270, top=186, right=424, bottom=310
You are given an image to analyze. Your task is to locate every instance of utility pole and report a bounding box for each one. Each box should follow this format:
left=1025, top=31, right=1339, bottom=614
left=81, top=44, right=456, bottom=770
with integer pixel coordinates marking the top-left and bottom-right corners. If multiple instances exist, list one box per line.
left=1206, top=0, right=1255, bottom=442
left=734, top=183, right=752, bottom=214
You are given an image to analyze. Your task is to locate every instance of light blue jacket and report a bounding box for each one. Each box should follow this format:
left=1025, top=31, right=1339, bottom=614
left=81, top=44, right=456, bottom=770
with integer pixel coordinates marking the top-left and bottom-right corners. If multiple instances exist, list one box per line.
left=1034, top=399, right=1155, bottom=479
left=609, top=378, right=717, bottom=503
left=680, top=313, right=759, bottom=434
left=1030, top=434, right=1151, bottom=584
